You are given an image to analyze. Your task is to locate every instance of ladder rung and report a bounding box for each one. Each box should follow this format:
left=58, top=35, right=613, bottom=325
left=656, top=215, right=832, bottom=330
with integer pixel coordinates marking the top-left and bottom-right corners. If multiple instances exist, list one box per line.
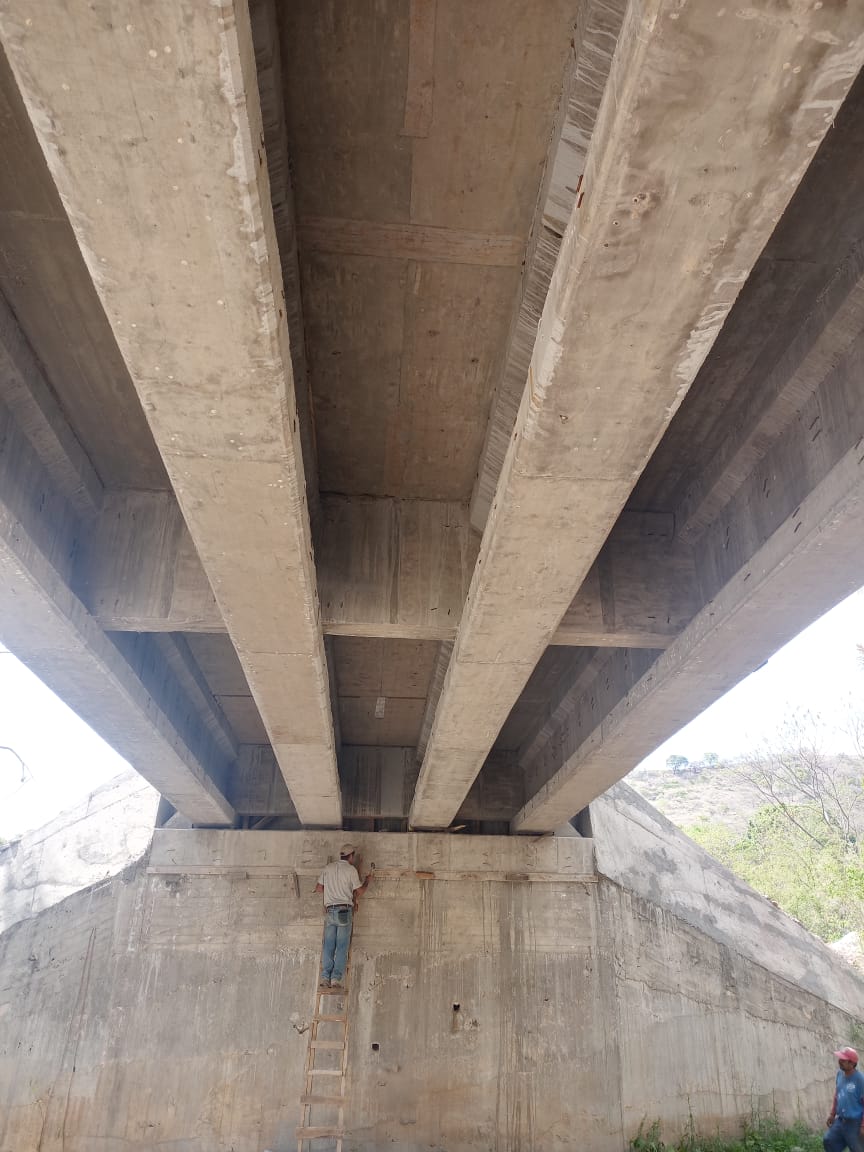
left=314, top=1013, right=347, bottom=1023
left=310, top=1040, right=345, bottom=1050
left=297, top=1126, right=344, bottom=1138
left=301, top=1094, right=347, bottom=1105
left=307, top=1068, right=343, bottom=1076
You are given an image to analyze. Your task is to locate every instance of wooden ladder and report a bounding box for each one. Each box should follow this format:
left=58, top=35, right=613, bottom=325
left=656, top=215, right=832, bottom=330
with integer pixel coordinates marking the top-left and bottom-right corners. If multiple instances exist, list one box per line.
left=296, top=938, right=353, bottom=1150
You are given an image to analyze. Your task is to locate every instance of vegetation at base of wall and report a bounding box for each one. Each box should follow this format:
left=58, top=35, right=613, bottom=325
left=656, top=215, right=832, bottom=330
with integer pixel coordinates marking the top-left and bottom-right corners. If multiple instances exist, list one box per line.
left=630, top=1116, right=823, bottom=1152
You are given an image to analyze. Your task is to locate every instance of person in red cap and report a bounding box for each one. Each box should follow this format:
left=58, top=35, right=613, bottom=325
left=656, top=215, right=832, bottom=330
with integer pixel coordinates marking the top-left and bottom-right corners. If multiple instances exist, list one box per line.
left=825, top=1047, right=864, bottom=1152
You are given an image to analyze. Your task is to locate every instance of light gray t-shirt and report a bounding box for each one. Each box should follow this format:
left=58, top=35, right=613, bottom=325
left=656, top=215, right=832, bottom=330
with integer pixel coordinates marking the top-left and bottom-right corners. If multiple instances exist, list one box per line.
left=318, top=859, right=362, bottom=907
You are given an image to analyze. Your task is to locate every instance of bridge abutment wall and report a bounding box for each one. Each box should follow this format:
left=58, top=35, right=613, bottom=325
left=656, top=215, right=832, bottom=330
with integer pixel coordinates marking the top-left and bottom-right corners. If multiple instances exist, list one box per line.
left=0, top=814, right=860, bottom=1151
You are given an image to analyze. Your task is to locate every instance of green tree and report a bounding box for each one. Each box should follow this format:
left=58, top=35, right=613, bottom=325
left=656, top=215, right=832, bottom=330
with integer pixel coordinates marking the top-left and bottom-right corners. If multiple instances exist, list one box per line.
left=687, top=795, right=864, bottom=941
left=680, top=653, right=864, bottom=943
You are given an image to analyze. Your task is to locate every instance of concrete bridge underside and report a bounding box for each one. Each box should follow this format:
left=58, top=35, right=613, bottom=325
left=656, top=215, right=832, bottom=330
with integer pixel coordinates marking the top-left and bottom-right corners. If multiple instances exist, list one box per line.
left=0, top=0, right=863, bottom=834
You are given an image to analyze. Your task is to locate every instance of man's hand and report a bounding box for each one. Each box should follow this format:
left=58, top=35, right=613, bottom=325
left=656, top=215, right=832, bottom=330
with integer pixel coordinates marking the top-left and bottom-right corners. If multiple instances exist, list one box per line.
left=827, top=1116, right=835, bottom=1128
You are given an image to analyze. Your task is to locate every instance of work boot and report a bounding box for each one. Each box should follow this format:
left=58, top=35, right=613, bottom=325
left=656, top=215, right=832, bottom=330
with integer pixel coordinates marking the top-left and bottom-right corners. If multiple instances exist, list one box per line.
left=319, top=977, right=331, bottom=988
left=331, top=979, right=344, bottom=990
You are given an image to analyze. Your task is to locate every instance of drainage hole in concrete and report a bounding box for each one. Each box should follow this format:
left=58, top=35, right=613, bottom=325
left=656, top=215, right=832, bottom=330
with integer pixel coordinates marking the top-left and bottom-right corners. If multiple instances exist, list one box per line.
left=453, top=1003, right=460, bottom=1012
left=371, top=1042, right=380, bottom=1052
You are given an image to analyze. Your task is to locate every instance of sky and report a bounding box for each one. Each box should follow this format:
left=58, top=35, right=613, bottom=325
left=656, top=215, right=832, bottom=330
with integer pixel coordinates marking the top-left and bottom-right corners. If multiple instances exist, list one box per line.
left=1, top=585, right=863, bottom=840
left=637, top=585, right=864, bottom=771
left=0, top=649, right=130, bottom=840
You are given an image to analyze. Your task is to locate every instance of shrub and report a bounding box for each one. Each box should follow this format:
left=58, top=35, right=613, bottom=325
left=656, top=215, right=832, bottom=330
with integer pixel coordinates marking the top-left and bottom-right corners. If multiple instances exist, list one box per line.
left=630, top=1116, right=822, bottom=1152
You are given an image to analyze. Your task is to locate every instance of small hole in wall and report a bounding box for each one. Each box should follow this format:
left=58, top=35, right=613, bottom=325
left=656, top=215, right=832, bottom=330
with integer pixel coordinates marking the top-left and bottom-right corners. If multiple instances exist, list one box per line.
left=452, top=1003, right=460, bottom=1012
left=371, top=1042, right=380, bottom=1052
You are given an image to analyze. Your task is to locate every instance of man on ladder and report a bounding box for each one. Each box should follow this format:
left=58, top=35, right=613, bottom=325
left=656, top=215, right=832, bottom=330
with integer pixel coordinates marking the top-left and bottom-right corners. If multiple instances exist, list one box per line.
left=315, top=844, right=372, bottom=989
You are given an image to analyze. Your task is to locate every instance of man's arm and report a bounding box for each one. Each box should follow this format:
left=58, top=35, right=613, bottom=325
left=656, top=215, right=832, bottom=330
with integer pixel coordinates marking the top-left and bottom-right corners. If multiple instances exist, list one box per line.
left=827, top=1086, right=838, bottom=1127
left=352, top=866, right=373, bottom=907
left=315, top=882, right=324, bottom=895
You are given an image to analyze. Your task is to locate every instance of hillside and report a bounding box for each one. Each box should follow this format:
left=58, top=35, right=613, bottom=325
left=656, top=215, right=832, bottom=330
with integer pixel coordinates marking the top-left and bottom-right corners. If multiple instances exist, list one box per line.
left=627, top=758, right=764, bottom=833
left=627, top=750, right=862, bottom=835
left=627, top=748, right=864, bottom=947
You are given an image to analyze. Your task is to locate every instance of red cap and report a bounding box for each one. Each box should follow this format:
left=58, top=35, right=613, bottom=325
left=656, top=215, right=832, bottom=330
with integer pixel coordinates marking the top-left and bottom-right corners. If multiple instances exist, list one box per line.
left=835, top=1047, right=859, bottom=1064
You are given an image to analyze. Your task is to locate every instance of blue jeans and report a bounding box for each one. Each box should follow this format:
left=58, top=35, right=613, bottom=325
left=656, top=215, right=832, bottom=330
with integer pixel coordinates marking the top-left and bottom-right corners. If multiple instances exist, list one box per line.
left=321, top=906, right=353, bottom=982
left=825, top=1118, right=863, bottom=1152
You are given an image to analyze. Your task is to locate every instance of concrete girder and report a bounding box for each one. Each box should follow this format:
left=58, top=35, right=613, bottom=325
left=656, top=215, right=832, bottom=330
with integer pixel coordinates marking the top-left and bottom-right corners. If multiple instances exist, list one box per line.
left=511, top=319, right=864, bottom=832
left=0, top=403, right=235, bottom=825
left=469, top=0, right=628, bottom=533
left=0, top=290, right=103, bottom=519
left=248, top=0, right=320, bottom=540
left=416, top=642, right=454, bottom=765
left=552, top=513, right=697, bottom=649
left=79, top=490, right=224, bottom=634
left=0, top=0, right=341, bottom=825
left=673, top=242, right=864, bottom=540
left=149, top=633, right=239, bottom=764
left=409, top=0, right=864, bottom=830
left=515, top=647, right=626, bottom=780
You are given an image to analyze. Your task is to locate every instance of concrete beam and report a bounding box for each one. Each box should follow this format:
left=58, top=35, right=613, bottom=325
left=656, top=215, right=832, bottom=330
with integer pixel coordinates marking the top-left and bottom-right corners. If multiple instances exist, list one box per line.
left=248, top=0, right=320, bottom=538
left=316, top=498, right=478, bottom=641
left=150, top=634, right=238, bottom=764
left=229, top=745, right=415, bottom=820
left=81, top=492, right=689, bottom=648
left=80, top=493, right=480, bottom=639
left=0, top=290, right=102, bottom=519
left=0, top=0, right=341, bottom=824
left=0, top=405, right=234, bottom=824
left=79, top=490, right=223, bottom=633
left=297, top=217, right=525, bottom=268
left=416, top=642, right=453, bottom=765
left=409, top=0, right=864, bottom=830
left=552, top=513, right=697, bottom=649
left=470, top=0, right=627, bottom=532
left=672, top=242, right=864, bottom=540
left=512, top=321, right=864, bottom=832
left=516, top=647, right=623, bottom=778
left=230, top=744, right=521, bottom=824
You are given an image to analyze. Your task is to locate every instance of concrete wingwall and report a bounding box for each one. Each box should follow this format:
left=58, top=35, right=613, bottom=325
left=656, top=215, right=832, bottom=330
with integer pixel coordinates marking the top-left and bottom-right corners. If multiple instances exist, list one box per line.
left=0, top=817, right=862, bottom=1152
left=0, top=769, right=159, bottom=937
left=591, top=782, right=864, bottom=1016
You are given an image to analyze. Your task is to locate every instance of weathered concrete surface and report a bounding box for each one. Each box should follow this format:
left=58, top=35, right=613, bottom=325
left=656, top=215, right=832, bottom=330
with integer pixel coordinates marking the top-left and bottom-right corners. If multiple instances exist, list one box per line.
left=411, top=0, right=864, bottom=830
left=0, top=0, right=341, bottom=826
left=1, top=824, right=862, bottom=1151
left=591, top=782, right=864, bottom=1019
left=80, top=492, right=685, bottom=648
left=1, top=0, right=863, bottom=841
left=0, top=403, right=235, bottom=825
left=0, top=770, right=157, bottom=936
left=469, top=0, right=628, bottom=531
left=512, top=319, right=864, bottom=829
